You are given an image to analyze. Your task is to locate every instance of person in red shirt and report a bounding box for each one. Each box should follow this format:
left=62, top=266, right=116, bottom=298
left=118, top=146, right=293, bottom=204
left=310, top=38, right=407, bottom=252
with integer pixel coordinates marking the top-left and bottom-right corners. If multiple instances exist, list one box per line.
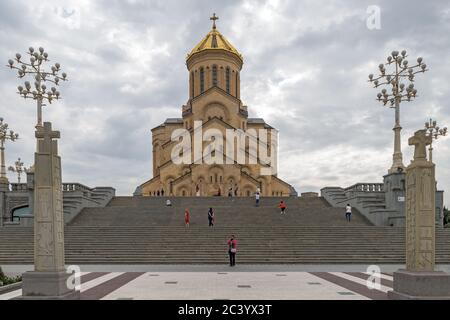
left=227, top=235, right=237, bottom=266
left=279, top=200, right=287, bottom=214
left=184, top=209, right=190, bottom=228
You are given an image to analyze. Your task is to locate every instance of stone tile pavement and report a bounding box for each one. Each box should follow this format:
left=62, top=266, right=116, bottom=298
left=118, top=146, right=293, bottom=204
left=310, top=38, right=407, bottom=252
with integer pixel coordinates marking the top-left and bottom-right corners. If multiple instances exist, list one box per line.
left=0, top=269, right=397, bottom=300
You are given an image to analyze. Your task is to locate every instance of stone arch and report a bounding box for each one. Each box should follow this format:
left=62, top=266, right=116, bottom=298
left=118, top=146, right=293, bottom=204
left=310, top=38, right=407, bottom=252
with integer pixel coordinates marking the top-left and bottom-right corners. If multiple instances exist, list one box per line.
left=164, top=175, right=177, bottom=196
left=10, top=204, right=30, bottom=221
left=203, top=102, right=230, bottom=123
left=194, top=175, right=206, bottom=196
left=207, top=165, right=224, bottom=195
left=225, top=174, right=239, bottom=196
left=175, top=184, right=190, bottom=197
left=258, top=175, right=269, bottom=194
left=242, top=184, right=254, bottom=197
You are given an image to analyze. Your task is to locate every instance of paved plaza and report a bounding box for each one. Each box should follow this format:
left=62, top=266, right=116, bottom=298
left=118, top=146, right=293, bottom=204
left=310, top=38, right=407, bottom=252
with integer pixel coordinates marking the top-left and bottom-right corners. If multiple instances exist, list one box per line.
left=0, top=271, right=392, bottom=300
left=4, top=264, right=450, bottom=300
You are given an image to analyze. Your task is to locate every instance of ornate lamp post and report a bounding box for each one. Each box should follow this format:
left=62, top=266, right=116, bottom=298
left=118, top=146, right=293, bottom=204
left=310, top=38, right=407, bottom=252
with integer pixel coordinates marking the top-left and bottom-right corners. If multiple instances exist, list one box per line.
left=368, top=50, right=428, bottom=174
left=8, top=157, right=25, bottom=183
left=425, top=118, right=447, bottom=162
left=0, top=118, right=19, bottom=184
left=6, top=47, right=67, bottom=130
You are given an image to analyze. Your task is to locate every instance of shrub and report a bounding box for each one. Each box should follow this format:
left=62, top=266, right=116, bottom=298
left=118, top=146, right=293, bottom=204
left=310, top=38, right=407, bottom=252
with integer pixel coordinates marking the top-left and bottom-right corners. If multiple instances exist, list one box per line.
left=0, top=266, right=22, bottom=286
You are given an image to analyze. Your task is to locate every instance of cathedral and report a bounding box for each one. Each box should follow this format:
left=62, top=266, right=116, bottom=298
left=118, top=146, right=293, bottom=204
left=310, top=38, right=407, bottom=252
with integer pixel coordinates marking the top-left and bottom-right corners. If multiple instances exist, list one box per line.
left=135, top=15, right=296, bottom=197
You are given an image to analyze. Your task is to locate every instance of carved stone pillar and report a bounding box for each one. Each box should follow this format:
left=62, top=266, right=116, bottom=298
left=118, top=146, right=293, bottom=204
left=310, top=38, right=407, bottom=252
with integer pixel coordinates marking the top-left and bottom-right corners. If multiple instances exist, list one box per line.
left=19, top=122, right=79, bottom=300
left=389, top=129, right=450, bottom=300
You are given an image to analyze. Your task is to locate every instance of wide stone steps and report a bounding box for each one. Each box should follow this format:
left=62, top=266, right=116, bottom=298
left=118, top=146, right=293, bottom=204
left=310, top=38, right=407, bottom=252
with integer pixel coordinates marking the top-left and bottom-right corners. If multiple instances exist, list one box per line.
left=1, top=226, right=450, bottom=264
left=2, top=196, right=448, bottom=264
left=69, top=196, right=372, bottom=227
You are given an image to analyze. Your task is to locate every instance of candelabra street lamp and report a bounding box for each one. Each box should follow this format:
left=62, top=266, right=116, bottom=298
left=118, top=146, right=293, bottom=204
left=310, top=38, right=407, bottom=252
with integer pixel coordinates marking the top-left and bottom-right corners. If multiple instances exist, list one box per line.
left=8, top=157, right=25, bottom=184
left=368, top=50, right=428, bottom=174
left=6, top=47, right=68, bottom=130
left=425, top=118, right=447, bottom=163
left=0, top=117, right=19, bottom=184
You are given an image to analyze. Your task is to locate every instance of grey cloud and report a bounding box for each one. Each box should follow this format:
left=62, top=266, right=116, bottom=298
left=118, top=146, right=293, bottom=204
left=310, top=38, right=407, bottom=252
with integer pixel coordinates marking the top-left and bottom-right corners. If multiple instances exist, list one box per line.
left=0, top=0, right=449, bottom=206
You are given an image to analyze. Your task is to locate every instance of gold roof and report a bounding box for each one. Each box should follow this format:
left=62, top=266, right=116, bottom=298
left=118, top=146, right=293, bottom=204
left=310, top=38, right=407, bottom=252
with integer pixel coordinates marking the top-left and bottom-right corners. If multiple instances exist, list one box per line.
left=187, top=26, right=243, bottom=62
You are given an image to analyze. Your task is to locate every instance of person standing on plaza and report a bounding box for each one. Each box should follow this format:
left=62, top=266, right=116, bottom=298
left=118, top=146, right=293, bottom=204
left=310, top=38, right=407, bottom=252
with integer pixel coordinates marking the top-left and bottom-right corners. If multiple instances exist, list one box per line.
left=345, top=204, right=352, bottom=222
left=255, top=191, right=260, bottom=207
left=208, top=207, right=215, bottom=227
left=227, top=235, right=237, bottom=267
left=279, top=200, right=286, bottom=214
left=184, top=208, right=190, bottom=228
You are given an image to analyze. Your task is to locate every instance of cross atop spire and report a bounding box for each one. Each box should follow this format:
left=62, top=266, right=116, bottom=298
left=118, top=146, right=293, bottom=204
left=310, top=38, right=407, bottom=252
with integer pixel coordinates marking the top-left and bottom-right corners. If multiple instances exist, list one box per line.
left=210, top=13, right=219, bottom=29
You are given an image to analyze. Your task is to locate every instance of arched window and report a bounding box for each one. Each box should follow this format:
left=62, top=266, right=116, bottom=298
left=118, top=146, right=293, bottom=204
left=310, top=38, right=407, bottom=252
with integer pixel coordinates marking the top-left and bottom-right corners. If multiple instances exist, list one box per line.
left=200, top=67, right=205, bottom=93
left=212, top=65, right=218, bottom=87
left=215, top=173, right=218, bottom=183
left=226, top=68, right=230, bottom=93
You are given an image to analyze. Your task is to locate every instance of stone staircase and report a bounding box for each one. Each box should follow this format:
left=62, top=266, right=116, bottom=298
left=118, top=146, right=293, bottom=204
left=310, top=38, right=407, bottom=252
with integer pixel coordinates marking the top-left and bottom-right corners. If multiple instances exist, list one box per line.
left=321, top=185, right=399, bottom=226
left=1, top=196, right=450, bottom=264
left=69, top=196, right=371, bottom=227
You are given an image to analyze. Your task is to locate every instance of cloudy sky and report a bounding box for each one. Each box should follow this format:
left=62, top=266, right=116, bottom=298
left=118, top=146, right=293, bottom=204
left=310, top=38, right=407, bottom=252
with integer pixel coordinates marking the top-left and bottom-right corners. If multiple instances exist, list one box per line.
left=1, top=0, right=449, bottom=205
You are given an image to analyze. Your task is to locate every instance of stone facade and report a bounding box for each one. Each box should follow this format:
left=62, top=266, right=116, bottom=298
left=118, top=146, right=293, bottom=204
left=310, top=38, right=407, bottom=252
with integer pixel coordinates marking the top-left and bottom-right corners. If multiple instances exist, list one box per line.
left=136, top=22, right=295, bottom=197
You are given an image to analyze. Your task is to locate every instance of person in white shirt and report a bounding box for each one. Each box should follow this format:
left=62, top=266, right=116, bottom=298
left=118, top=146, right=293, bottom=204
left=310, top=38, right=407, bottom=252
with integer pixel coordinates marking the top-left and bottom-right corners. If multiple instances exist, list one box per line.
left=255, top=192, right=260, bottom=207
left=345, top=204, right=352, bottom=222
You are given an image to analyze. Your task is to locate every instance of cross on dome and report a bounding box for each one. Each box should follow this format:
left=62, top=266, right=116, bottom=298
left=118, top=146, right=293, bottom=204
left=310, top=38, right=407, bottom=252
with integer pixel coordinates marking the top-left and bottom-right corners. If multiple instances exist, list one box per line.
left=210, top=13, right=219, bottom=29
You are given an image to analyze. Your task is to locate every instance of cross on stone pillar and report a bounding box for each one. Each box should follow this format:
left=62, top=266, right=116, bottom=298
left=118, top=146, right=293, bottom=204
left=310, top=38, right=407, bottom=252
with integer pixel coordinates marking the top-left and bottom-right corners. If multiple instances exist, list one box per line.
left=20, top=121, right=79, bottom=300
left=408, top=129, right=432, bottom=162
left=210, top=13, right=219, bottom=29
left=35, top=122, right=60, bottom=154
left=388, top=129, right=450, bottom=300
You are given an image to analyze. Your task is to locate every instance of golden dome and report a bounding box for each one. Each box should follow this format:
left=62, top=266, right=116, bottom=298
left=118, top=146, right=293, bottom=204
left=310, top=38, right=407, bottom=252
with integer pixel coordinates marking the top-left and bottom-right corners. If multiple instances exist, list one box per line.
left=187, top=15, right=243, bottom=62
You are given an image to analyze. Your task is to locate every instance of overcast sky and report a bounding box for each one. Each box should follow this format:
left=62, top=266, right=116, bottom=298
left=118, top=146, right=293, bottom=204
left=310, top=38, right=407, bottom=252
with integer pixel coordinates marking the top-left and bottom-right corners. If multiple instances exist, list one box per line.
left=1, top=0, right=449, bottom=205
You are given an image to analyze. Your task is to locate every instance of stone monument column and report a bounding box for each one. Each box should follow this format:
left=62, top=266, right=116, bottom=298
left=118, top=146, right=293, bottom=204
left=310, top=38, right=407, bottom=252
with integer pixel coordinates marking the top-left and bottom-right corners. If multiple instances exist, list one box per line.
left=0, top=150, right=9, bottom=227
left=389, top=129, right=450, bottom=300
left=20, top=122, right=79, bottom=300
left=0, top=181, right=7, bottom=227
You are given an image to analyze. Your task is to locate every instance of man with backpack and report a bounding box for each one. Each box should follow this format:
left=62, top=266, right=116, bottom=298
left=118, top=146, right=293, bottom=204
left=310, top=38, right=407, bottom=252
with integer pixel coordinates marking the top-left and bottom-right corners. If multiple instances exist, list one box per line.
left=227, top=235, right=237, bottom=267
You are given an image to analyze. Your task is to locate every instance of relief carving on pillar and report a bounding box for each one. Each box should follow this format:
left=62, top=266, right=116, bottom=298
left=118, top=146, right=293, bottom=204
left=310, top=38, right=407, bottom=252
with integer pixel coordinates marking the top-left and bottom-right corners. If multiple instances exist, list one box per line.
left=420, top=168, right=433, bottom=210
